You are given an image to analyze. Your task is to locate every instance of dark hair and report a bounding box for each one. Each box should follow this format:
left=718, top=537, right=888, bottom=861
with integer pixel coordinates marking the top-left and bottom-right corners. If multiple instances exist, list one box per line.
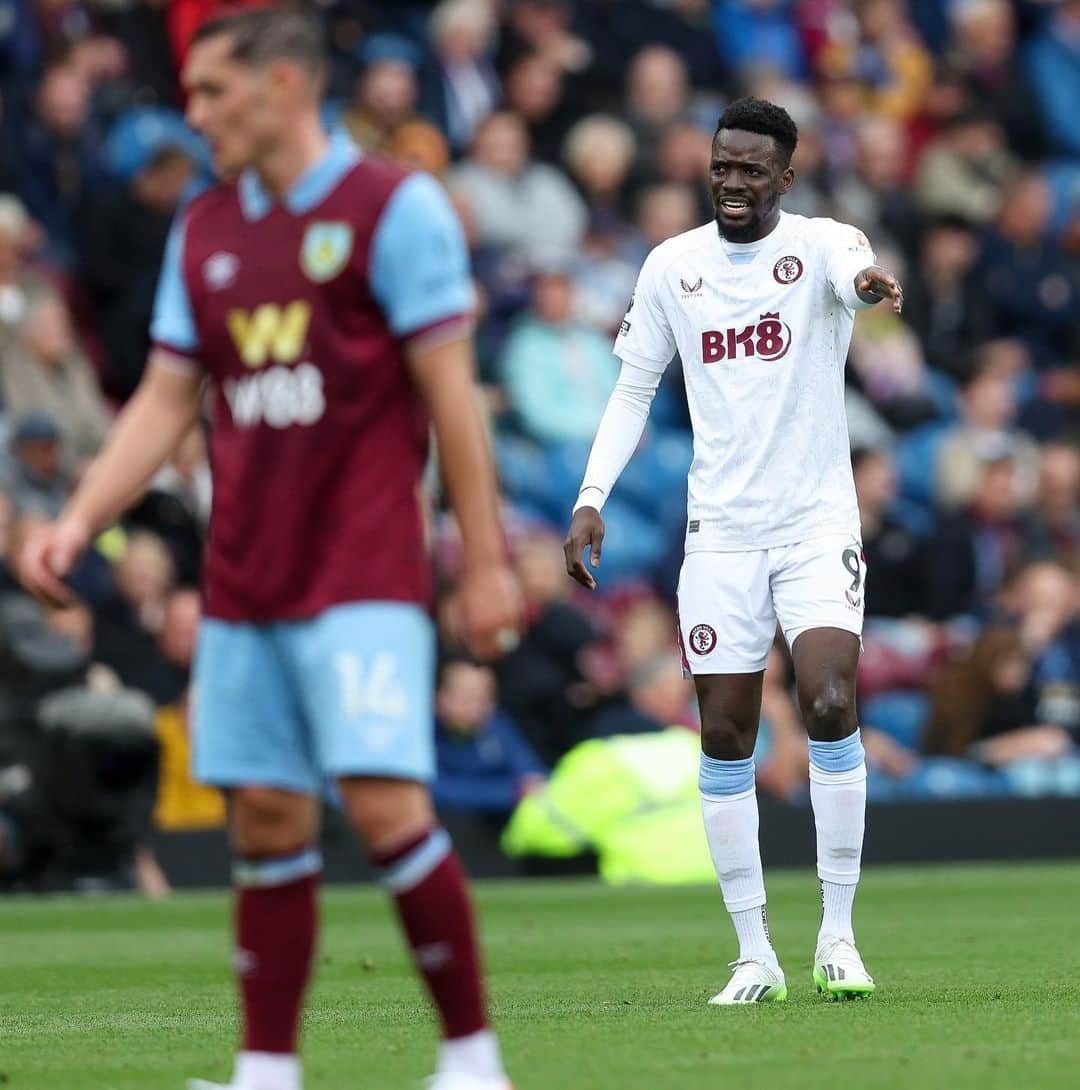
left=192, top=7, right=326, bottom=84
left=715, top=96, right=798, bottom=165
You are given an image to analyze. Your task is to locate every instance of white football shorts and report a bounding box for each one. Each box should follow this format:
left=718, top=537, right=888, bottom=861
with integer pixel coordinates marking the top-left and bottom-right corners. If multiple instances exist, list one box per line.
left=676, top=531, right=866, bottom=675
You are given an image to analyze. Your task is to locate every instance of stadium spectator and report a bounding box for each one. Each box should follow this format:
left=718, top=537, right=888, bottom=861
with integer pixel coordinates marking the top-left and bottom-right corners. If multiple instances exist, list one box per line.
left=422, top=0, right=500, bottom=153
left=0, top=194, right=53, bottom=354
left=5, top=411, right=71, bottom=519
left=503, top=51, right=575, bottom=167
left=82, top=108, right=201, bottom=398
left=92, top=530, right=177, bottom=699
left=449, top=111, right=587, bottom=266
left=935, top=355, right=1041, bottom=511
left=1, top=294, right=111, bottom=474
left=924, top=625, right=1075, bottom=766
left=8, top=60, right=104, bottom=266
left=342, top=34, right=424, bottom=154
left=624, top=45, right=690, bottom=178
left=562, top=114, right=637, bottom=226
left=900, top=214, right=988, bottom=380
left=975, top=172, right=1080, bottom=361
left=500, top=265, right=618, bottom=445
left=852, top=447, right=928, bottom=618
left=433, top=658, right=547, bottom=815
left=385, top=119, right=452, bottom=176
left=1024, top=444, right=1080, bottom=562
left=913, top=108, right=1019, bottom=226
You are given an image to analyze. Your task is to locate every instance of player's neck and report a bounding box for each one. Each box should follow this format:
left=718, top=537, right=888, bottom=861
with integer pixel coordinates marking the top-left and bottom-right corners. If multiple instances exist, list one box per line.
left=255, top=119, right=330, bottom=202
left=717, top=210, right=782, bottom=246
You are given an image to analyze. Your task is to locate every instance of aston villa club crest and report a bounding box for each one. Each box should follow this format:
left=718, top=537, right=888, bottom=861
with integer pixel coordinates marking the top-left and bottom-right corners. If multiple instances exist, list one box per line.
left=773, top=255, right=803, bottom=284
left=689, top=624, right=717, bottom=655
left=301, top=221, right=354, bottom=283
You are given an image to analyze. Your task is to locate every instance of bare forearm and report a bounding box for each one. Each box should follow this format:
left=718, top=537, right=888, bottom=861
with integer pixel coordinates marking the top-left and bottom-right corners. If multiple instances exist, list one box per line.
left=410, top=339, right=504, bottom=567
left=65, top=357, right=203, bottom=534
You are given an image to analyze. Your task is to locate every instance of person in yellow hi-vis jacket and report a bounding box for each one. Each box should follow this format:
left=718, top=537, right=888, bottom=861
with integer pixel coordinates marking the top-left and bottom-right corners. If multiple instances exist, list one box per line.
left=502, top=726, right=716, bottom=885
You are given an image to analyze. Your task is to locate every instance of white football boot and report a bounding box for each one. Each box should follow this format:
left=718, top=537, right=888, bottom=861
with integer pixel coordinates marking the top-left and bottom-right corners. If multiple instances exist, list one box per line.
left=708, top=957, right=788, bottom=1005
left=813, top=936, right=876, bottom=1000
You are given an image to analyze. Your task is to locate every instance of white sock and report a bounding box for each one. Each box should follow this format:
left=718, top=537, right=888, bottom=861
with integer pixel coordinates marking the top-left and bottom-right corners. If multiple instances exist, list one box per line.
left=701, top=786, right=777, bottom=964
left=809, top=760, right=866, bottom=945
left=438, top=1028, right=505, bottom=1080
left=233, top=1051, right=301, bottom=1090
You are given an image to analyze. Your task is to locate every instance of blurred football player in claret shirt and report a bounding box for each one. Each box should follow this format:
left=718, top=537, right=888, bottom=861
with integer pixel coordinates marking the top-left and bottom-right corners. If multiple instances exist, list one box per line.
left=19, top=10, right=520, bottom=1090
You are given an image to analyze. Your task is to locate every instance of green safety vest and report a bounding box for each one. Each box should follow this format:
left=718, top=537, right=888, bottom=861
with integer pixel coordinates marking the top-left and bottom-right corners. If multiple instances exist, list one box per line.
left=501, top=727, right=716, bottom=885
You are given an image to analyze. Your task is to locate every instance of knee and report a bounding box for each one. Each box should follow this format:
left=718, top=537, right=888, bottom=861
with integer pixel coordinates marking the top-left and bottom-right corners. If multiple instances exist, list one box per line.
left=230, top=787, right=316, bottom=858
left=806, top=683, right=856, bottom=741
left=700, top=714, right=757, bottom=761
left=341, top=780, right=434, bottom=854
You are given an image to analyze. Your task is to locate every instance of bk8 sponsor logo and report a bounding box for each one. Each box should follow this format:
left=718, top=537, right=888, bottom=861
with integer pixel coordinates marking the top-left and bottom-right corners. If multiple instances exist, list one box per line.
left=701, top=312, right=792, bottom=364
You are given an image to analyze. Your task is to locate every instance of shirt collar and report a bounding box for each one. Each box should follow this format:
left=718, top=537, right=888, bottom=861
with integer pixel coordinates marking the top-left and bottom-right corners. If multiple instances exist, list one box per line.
left=238, top=130, right=361, bottom=222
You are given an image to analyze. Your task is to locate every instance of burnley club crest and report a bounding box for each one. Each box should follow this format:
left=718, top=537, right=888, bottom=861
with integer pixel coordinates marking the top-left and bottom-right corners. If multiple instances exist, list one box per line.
left=301, top=221, right=354, bottom=283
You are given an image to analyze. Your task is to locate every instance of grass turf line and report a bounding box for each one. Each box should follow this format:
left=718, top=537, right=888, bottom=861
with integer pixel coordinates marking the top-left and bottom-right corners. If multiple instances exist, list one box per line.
left=2, top=862, right=1079, bottom=1090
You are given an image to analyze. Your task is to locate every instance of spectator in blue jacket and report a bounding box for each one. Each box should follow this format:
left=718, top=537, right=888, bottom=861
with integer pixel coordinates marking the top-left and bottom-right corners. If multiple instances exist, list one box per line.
left=434, top=658, right=548, bottom=815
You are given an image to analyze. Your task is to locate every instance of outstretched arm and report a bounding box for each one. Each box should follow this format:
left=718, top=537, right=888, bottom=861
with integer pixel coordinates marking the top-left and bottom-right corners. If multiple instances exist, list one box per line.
left=854, top=265, right=904, bottom=313
left=563, top=361, right=662, bottom=590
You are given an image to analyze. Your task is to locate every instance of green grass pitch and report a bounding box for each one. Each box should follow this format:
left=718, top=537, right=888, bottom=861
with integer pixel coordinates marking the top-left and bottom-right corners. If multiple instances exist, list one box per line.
left=3, top=862, right=1079, bottom=1090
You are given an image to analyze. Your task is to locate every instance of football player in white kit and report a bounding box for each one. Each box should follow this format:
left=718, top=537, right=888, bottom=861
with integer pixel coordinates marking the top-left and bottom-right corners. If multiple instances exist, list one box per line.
left=564, top=98, right=903, bottom=1004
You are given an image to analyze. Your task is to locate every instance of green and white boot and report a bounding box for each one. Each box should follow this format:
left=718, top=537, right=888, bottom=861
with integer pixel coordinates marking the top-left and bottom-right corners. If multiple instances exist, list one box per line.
left=709, top=957, right=788, bottom=1005
left=813, top=937, right=875, bottom=1000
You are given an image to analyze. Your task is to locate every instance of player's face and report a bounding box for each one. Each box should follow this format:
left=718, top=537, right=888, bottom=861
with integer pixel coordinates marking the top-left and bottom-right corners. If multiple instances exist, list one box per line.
left=183, top=35, right=280, bottom=179
left=709, top=129, right=795, bottom=243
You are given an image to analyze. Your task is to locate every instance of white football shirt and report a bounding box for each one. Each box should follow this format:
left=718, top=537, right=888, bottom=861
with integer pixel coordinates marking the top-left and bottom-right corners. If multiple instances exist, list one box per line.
left=615, top=211, right=876, bottom=552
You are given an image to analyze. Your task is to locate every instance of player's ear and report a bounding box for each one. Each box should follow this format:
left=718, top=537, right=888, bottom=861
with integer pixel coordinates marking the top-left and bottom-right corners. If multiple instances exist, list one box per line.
left=779, top=164, right=795, bottom=194
left=264, top=57, right=302, bottom=107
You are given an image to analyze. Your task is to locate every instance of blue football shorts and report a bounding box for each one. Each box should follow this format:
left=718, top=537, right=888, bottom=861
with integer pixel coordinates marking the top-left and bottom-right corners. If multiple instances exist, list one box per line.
left=192, top=601, right=435, bottom=792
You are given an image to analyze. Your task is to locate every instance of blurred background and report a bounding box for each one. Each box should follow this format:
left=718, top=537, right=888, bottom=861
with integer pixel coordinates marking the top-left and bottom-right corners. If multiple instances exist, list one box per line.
left=0, top=0, right=1076, bottom=894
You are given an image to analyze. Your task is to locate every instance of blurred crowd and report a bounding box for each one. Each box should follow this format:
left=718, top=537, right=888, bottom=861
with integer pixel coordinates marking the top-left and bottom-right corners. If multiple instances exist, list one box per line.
left=0, top=0, right=1077, bottom=889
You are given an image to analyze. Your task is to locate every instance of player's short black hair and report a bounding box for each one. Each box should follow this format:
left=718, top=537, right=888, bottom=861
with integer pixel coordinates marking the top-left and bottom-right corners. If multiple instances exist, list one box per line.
left=193, top=6, right=326, bottom=84
left=715, top=97, right=798, bottom=166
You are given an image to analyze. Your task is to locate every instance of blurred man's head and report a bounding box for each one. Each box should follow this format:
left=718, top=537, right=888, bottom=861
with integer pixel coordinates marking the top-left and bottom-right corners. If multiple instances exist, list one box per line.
left=515, top=532, right=569, bottom=608
left=354, top=51, right=419, bottom=134
left=996, top=173, right=1052, bottom=243
left=961, top=363, right=1015, bottom=430
left=627, top=46, right=688, bottom=127
left=971, top=454, right=1020, bottom=522
left=657, top=121, right=713, bottom=186
left=132, top=146, right=195, bottom=214
left=563, top=115, right=636, bottom=198
left=637, top=183, right=697, bottom=245
left=159, top=587, right=201, bottom=669
left=505, top=53, right=563, bottom=123
left=951, top=0, right=1015, bottom=68
left=711, top=97, right=797, bottom=243
left=854, top=115, right=907, bottom=189
left=116, top=532, right=175, bottom=610
left=437, top=659, right=496, bottom=734
left=1037, top=444, right=1080, bottom=524
left=531, top=268, right=574, bottom=323
left=13, top=412, right=62, bottom=480
left=184, top=9, right=327, bottom=180
left=920, top=216, right=978, bottom=280
left=628, top=653, right=694, bottom=727
left=37, top=62, right=91, bottom=137
left=473, top=111, right=529, bottom=175
left=430, top=0, right=495, bottom=64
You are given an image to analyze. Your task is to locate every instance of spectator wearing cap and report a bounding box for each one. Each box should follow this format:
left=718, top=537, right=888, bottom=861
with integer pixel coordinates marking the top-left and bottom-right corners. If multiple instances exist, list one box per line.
left=343, top=34, right=425, bottom=155
left=1, top=294, right=112, bottom=476
left=81, top=108, right=202, bottom=398
left=500, top=263, right=619, bottom=446
left=422, top=0, right=501, bottom=154
left=5, top=411, right=69, bottom=519
left=0, top=195, right=54, bottom=355
left=448, top=111, right=587, bottom=266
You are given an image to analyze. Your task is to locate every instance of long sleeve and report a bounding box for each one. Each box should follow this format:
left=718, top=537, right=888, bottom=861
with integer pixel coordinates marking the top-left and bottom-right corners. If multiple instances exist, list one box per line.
left=574, top=360, right=662, bottom=512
